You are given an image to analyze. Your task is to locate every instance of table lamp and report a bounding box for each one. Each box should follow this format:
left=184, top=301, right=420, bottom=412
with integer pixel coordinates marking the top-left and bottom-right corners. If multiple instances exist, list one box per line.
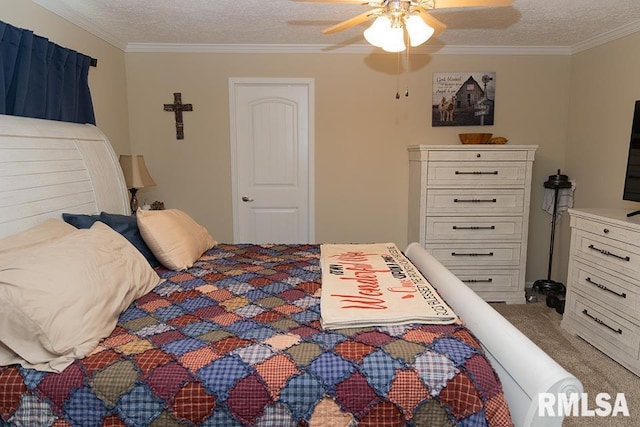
left=118, top=154, right=156, bottom=213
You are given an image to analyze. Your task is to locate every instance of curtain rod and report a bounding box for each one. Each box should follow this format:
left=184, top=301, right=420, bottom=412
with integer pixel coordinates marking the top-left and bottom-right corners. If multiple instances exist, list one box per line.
left=90, top=57, right=97, bottom=67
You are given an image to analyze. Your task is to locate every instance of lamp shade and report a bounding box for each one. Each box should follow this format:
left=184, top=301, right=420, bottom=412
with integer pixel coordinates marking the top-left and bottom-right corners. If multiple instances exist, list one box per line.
left=382, top=26, right=406, bottom=52
left=119, top=155, right=156, bottom=189
left=363, top=16, right=392, bottom=48
left=405, top=15, right=434, bottom=47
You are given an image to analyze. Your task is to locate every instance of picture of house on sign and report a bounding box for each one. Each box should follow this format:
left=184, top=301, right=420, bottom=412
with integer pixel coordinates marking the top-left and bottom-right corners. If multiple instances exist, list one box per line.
left=432, top=72, right=496, bottom=127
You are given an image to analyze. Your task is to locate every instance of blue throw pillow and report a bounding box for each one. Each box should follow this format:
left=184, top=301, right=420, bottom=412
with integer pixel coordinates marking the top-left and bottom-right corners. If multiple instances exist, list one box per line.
left=98, top=212, right=161, bottom=268
left=99, top=212, right=160, bottom=267
left=62, top=213, right=100, bottom=229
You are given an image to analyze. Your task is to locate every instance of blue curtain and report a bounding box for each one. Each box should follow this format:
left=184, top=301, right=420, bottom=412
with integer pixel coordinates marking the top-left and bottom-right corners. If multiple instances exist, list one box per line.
left=0, top=21, right=95, bottom=124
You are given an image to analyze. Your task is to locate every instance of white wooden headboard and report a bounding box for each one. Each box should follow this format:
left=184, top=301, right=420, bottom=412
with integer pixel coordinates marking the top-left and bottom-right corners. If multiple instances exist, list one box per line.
left=0, top=115, right=129, bottom=238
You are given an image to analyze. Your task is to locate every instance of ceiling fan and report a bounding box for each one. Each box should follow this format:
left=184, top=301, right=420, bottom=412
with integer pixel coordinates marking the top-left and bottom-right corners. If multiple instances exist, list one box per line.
left=294, top=0, right=514, bottom=52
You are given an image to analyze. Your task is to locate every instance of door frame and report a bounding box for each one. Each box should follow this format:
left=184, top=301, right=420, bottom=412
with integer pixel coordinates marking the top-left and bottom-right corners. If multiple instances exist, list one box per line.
left=228, top=77, right=315, bottom=243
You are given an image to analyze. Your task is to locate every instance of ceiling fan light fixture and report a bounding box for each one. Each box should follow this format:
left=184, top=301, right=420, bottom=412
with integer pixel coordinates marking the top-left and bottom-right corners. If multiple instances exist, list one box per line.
left=381, top=26, right=406, bottom=52
left=405, top=14, right=434, bottom=47
left=363, top=15, right=391, bottom=48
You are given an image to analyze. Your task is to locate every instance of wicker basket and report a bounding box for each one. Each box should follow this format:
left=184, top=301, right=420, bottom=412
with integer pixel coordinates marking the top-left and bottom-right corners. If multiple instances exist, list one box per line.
left=458, top=133, right=493, bottom=144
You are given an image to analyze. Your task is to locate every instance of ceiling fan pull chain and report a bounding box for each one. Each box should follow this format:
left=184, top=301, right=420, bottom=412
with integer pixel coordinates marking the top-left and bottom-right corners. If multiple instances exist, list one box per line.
left=396, top=51, right=401, bottom=99
left=405, top=43, right=410, bottom=97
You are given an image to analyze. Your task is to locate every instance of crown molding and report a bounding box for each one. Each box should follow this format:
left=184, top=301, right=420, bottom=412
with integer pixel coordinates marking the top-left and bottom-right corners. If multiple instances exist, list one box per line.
left=124, top=43, right=378, bottom=54
left=571, top=20, right=640, bottom=54
left=32, top=0, right=127, bottom=50
left=432, top=45, right=572, bottom=56
left=125, top=42, right=572, bottom=56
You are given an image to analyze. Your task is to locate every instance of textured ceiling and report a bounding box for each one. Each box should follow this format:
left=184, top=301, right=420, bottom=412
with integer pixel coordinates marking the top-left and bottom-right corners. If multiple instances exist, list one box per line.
left=34, top=0, right=640, bottom=53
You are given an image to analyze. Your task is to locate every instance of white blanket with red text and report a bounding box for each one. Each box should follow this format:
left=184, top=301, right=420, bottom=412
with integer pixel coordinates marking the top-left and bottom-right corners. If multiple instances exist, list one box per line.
left=320, top=243, right=458, bottom=330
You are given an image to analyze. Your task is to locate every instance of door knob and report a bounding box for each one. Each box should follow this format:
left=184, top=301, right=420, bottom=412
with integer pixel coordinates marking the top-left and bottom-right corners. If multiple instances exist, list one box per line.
left=241, top=196, right=254, bottom=202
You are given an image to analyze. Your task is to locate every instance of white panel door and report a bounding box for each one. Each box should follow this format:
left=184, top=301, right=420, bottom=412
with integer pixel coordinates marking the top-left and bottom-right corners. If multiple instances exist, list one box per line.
left=230, top=78, right=314, bottom=244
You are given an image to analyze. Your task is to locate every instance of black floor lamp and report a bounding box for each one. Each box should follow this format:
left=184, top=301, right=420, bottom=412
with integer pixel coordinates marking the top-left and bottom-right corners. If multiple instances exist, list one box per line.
left=532, top=170, right=572, bottom=312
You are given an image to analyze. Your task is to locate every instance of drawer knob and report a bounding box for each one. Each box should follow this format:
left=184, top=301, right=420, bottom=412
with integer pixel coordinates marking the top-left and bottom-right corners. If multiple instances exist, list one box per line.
left=603, top=228, right=610, bottom=234
left=476, top=153, right=481, bottom=158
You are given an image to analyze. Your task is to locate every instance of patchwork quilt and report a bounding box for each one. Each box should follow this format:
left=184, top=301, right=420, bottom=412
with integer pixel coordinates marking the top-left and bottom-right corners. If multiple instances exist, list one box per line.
left=0, top=244, right=512, bottom=426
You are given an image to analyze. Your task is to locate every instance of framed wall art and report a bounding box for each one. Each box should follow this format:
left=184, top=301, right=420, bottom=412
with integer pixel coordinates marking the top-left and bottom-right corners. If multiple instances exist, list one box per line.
left=432, top=72, right=496, bottom=127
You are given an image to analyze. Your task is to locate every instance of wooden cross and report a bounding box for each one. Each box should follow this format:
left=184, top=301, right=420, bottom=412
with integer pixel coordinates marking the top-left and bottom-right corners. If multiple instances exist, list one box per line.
left=163, top=93, right=193, bottom=140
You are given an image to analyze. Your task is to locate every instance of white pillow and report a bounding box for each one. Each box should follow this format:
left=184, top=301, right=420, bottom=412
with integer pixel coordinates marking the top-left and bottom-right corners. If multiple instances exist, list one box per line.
left=136, top=208, right=217, bottom=271
left=0, top=222, right=162, bottom=372
left=0, top=219, right=75, bottom=254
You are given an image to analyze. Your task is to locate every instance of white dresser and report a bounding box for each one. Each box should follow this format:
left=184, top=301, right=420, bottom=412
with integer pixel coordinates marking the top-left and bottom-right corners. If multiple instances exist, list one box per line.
left=408, top=144, right=537, bottom=303
left=561, top=209, right=640, bottom=376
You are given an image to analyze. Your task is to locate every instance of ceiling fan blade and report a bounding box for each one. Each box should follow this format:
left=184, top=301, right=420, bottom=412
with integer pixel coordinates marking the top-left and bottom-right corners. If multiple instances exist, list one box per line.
left=432, top=0, right=513, bottom=8
left=322, top=10, right=376, bottom=34
left=415, top=7, right=447, bottom=35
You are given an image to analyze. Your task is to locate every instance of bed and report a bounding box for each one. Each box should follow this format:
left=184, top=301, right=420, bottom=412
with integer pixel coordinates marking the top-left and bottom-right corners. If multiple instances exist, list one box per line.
left=0, top=114, right=582, bottom=426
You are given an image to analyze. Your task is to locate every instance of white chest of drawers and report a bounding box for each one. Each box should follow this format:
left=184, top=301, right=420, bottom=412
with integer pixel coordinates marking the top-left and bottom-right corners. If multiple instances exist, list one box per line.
left=408, top=144, right=537, bottom=303
left=561, top=209, right=640, bottom=376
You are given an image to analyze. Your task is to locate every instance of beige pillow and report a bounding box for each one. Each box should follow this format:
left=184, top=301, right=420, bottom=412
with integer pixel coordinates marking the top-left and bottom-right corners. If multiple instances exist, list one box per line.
left=136, top=208, right=217, bottom=271
left=0, top=222, right=162, bottom=372
left=0, top=219, right=76, bottom=254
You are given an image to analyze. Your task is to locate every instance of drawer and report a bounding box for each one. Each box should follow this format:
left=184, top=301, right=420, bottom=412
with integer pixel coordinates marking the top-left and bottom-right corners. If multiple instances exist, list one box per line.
left=570, top=261, right=639, bottom=321
left=426, top=189, right=524, bottom=215
left=427, top=161, right=526, bottom=187
left=427, top=150, right=531, bottom=162
left=425, top=243, right=521, bottom=267
left=565, top=293, right=640, bottom=359
left=449, top=268, right=520, bottom=293
left=426, top=216, right=522, bottom=241
left=572, top=230, right=640, bottom=279
left=573, top=216, right=640, bottom=246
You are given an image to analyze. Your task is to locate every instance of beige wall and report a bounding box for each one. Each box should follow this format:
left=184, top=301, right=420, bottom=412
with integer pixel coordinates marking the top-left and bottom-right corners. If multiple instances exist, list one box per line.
left=1, top=0, right=130, bottom=154
left=126, top=51, right=572, bottom=283
left=562, top=32, right=640, bottom=281
left=13, top=1, right=619, bottom=285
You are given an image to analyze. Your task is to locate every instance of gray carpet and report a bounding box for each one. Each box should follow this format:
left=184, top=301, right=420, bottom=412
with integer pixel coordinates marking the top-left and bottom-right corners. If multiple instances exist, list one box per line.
left=490, top=298, right=639, bottom=426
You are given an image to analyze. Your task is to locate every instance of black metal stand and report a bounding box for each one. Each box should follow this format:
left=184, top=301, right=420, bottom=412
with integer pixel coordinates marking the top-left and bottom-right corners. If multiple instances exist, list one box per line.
left=532, top=170, right=571, bottom=313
